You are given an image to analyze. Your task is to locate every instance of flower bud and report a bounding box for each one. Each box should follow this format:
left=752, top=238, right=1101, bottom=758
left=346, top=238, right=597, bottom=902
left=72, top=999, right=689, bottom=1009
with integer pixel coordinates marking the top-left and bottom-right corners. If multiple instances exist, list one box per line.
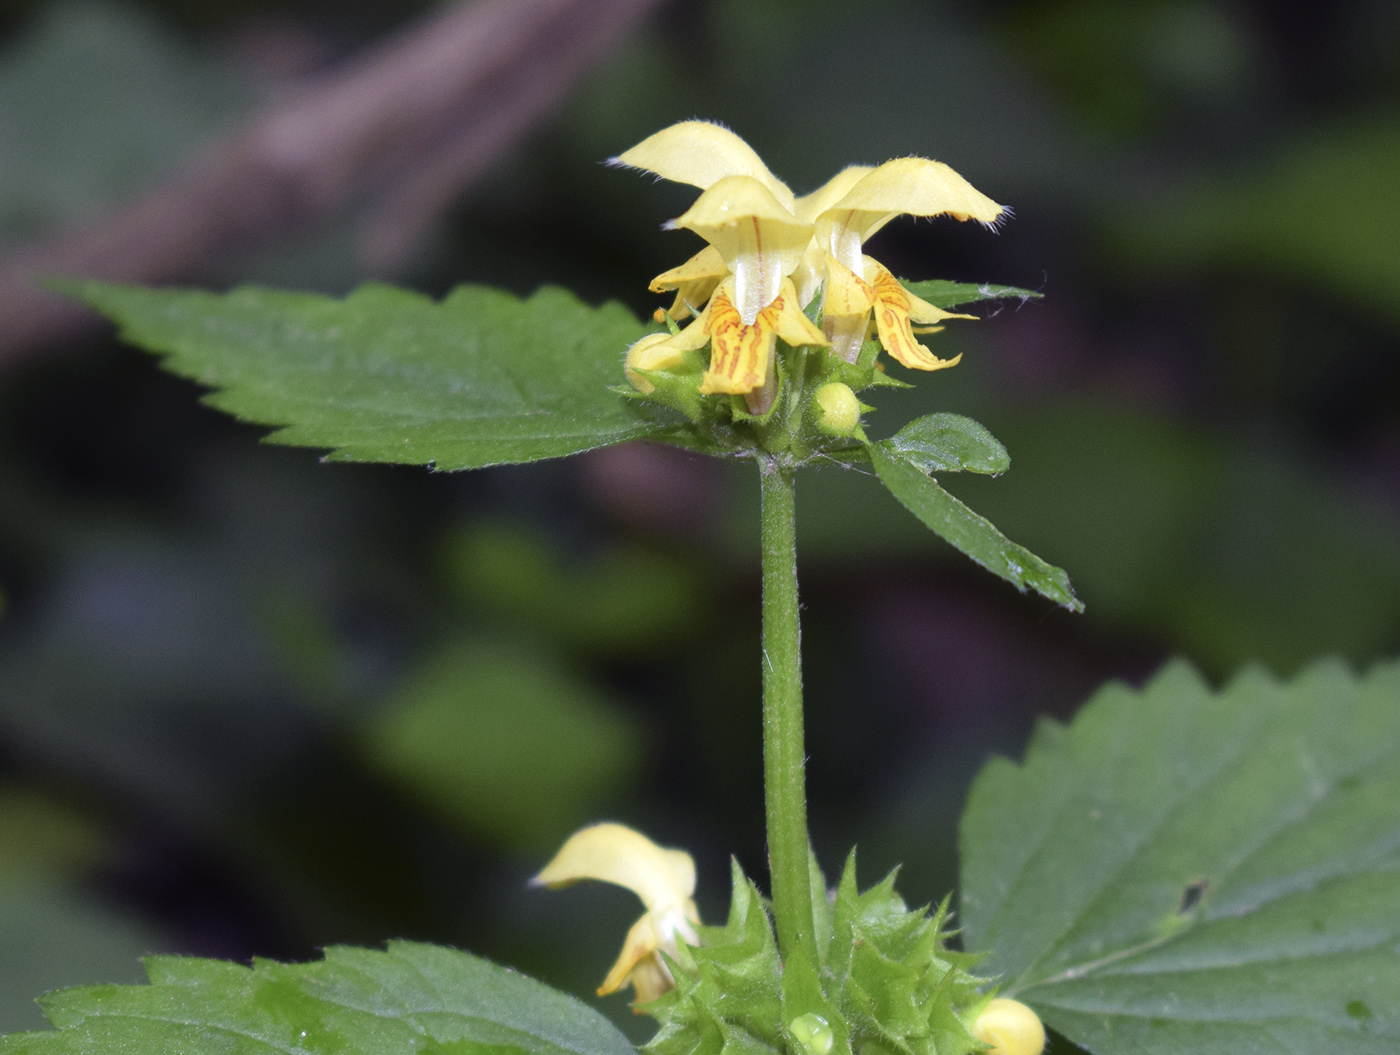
left=971, top=998, right=1045, bottom=1055
left=789, top=1014, right=834, bottom=1055
left=813, top=382, right=860, bottom=436
left=625, top=333, right=684, bottom=393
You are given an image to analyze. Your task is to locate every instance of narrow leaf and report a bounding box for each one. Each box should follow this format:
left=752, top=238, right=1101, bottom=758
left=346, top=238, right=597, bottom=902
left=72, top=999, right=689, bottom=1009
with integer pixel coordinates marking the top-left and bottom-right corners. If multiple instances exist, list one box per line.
left=883, top=413, right=1009, bottom=475
left=0, top=941, right=638, bottom=1055
left=868, top=443, right=1081, bottom=611
left=961, top=658, right=1400, bottom=1055
left=63, top=280, right=671, bottom=469
left=899, top=280, right=1041, bottom=311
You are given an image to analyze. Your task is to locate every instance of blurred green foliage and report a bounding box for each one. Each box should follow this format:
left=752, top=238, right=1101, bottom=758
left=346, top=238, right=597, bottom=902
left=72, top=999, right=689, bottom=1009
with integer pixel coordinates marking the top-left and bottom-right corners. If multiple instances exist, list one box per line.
left=0, top=0, right=246, bottom=250
left=364, top=640, right=643, bottom=850
left=0, top=0, right=1398, bottom=1048
left=0, top=790, right=167, bottom=1031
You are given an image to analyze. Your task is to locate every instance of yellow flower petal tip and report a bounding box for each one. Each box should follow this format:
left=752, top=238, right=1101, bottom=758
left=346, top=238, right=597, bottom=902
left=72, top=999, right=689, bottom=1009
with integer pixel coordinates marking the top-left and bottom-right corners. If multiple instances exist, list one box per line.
left=532, top=822, right=696, bottom=906
left=971, top=998, right=1046, bottom=1055
left=612, top=120, right=795, bottom=209
left=834, top=157, right=1006, bottom=227
left=534, top=823, right=700, bottom=1007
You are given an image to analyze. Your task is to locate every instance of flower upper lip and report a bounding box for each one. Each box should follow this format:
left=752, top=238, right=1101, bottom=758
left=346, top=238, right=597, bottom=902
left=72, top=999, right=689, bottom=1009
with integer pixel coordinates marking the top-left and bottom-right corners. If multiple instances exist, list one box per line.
left=533, top=822, right=701, bottom=1005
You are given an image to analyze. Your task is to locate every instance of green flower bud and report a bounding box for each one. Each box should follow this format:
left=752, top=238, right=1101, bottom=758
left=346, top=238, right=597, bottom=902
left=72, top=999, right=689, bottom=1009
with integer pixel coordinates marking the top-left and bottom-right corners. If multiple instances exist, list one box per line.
left=813, top=382, right=860, bottom=436
left=789, top=1014, right=834, bottom=1055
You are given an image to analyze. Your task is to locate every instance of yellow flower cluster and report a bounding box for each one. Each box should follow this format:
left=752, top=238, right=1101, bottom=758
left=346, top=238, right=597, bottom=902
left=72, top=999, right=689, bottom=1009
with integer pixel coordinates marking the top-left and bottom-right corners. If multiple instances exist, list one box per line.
left=616, top=122, right=1005, bottom=411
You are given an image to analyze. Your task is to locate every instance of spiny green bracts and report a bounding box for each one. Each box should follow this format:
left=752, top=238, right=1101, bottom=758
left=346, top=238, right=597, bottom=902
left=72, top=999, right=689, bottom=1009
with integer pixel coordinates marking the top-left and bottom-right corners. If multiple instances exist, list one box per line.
left=645, top=855, right=990, bottom=1055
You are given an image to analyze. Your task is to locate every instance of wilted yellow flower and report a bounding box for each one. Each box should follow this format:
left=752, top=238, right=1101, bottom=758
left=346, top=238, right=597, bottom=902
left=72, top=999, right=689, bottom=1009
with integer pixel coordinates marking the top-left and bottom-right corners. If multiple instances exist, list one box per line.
left=532, top=823, right=700, bottom=1006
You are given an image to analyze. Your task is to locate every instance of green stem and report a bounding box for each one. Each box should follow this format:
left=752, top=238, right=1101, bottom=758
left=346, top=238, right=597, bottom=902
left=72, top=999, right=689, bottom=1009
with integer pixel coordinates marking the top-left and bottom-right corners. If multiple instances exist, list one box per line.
left=759, top=457, right=814, bottom=965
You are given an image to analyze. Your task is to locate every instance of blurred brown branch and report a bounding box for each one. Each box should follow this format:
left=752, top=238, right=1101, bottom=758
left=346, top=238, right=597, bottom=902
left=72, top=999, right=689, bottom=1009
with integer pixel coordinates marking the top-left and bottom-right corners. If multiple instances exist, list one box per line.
left=0, top=0, right=662, bottom=368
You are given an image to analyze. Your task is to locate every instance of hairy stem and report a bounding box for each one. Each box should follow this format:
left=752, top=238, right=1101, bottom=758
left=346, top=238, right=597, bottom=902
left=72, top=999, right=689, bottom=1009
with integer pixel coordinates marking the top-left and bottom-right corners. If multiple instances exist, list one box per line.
left=759, top=458, right=815, bottom=965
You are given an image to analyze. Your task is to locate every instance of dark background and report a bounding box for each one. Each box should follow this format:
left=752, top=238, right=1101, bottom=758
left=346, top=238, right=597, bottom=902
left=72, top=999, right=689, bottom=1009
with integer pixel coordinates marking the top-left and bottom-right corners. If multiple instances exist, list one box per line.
left=1, top=0, right=1398, bottom=1046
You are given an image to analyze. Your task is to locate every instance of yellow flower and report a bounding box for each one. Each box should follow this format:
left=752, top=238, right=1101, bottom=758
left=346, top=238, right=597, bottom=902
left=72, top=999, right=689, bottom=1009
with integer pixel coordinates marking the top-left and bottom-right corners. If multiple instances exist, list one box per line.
left=532, top=823, right=700, bottom=1006
left=795, top=157, right=1006, bottom=364
left=614, top=121, right=1006, bottom=393
left=614, top=125, right=826, bottom=409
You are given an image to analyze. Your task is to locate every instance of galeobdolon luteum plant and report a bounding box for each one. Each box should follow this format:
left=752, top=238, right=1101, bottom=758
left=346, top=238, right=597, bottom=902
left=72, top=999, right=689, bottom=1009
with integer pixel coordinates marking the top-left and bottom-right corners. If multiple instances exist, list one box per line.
left=14, top=120, right=1400, bottom=1055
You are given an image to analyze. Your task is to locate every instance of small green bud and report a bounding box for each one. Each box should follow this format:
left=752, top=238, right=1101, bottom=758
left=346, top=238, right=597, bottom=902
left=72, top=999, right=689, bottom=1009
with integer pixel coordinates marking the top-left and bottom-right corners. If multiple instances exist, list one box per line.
left=789, top=1014, right=834, bottom=1055
left=813, top=382, right=860, bottom=436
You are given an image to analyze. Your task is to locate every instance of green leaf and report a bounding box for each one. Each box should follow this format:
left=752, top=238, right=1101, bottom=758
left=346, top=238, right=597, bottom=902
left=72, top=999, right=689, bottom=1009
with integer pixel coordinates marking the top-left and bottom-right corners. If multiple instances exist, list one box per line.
left=960, top=658, right=1400, bottom=1055
left=882, top=414, right=1009, bottom=475
left=868, top=443, right=1081, bottom=611
left=898, top=280, right=1042, bottom=312
left=63, top=280, right=671, bottom=469
left=0, top=941, right=638, bottom=1055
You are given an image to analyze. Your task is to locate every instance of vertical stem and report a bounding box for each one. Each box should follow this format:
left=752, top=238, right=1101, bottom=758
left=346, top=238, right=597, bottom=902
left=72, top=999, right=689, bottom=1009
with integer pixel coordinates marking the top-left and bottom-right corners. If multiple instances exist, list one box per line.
left=759, top=457, right=814, bottom=964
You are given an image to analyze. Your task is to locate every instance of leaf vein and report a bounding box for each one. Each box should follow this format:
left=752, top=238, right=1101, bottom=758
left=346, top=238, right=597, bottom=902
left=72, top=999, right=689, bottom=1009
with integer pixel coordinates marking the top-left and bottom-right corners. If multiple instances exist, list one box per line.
left=1013, top=700, right=1278, bottom=987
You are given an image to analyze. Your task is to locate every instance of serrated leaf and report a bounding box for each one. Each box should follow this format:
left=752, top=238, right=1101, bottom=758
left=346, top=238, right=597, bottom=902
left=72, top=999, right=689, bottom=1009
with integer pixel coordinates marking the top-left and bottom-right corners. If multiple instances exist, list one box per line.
left=868, top=443, right=1081, bottom=611
left=899, top=280, right=1042, bottom=312
left=960, top=658, right=1400, bottom=1055
left=64, top=280, right=672, bottom=469
left=883, top=414, right=1009, bottom=475
left=0, top=941, right=638, bottom=1055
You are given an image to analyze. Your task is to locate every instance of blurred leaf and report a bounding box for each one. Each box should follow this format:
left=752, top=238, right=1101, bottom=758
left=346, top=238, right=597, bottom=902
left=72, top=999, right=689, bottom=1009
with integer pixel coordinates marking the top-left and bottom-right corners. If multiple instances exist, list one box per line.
left=0, top=941, right=638, bottom=1055
left=869, top=442, right=1081, bottom=611
left=882, top=413, right=1010, bottom=475
left=0, top=790, right=106, bottom=881
left=63, top=281, right=671, bottom=469
left=363, top=641, right=641, bottom=849
left=1003, top=0, right=1254, bottom=137
left=1107, top=116, right=1400, bottom=327
left=0, top=1, right=247, bottom=249
left=0, top=791, right=166, bottom=1033
left=945, top=401, right=1400, bottom=672
left=961, top=658, right=1400, bottom=1055
left=900, top=281, right=1043, bottom=312
left=0, top=537, right=315, bottom=824
left=445, top=521, right=703, bottom=654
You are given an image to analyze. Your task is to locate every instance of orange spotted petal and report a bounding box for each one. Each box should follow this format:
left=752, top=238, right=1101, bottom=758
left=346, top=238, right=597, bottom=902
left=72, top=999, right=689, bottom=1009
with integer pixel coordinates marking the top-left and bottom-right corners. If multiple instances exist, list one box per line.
left=699, top=279, right=826, bottom=396
left=871, top=264, right=965, bottom=372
